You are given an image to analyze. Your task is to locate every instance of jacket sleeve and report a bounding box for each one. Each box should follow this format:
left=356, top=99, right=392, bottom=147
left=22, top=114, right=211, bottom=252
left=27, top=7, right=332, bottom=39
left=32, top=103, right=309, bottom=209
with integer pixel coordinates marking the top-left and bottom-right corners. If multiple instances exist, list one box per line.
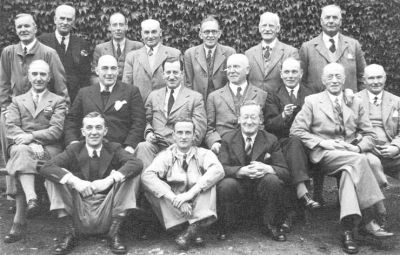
left=123, top=86, right=146, bottom=148
left=218, top=139, right=242, bottom=177
left=205, top=93, right=222, bottom=148
left=184, top=49, right=194, bottom=89
left=39, top=148, right=75, bottom=183
left=267, top=137, right=290, bottom=183
left=47, top=50, right=70, bottom=106
left=192, top=94, right=207, bottom=146
left=113, top=144, right=143, bottom=179
left=122, top=52, right=134, bottom=86
left=0, top=47, right=13, bottom=111
left=355, top=41, right=366, bottom=91
left=5, top=98, right=25, bottom=140
left=264, top=92, right=287, bottom=134
left=64, top=90, right=84, bottom=144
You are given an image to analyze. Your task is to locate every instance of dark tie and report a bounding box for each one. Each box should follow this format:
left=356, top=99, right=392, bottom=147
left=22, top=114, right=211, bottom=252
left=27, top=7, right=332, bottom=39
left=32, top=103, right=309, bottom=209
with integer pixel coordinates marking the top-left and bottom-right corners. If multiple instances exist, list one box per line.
left=290, top=89, right=296, bottom=103
left=329, top=38, right=336, bottom=53
left=148, top=47, right=154, bottom=56
left=89, top=150, right=100, bottom=181
left=116, top=43, right=121, bottom=58
left=236, top=87, right=242, bottom=101
left=206, top=49, right=215, bottom=94
left=263, top=46, right=271, bottom=61
left=101, top=87, right=111, bottom=107
left=167, top=89, right=174, bottom=115
left=182, top=154, right=188, bottom=171
left=245, top=137, right=252, bottom=157
left=23, top=46, right=27, bottom=56
left=206, top=49, right=212, bottom=70
left=334, top=97, right=344, bottom=134
left=374, top=96, right=379, bottom=106
left=93, top=150, right=99, bottom=158
left=61, top=36, right=66, bottom=52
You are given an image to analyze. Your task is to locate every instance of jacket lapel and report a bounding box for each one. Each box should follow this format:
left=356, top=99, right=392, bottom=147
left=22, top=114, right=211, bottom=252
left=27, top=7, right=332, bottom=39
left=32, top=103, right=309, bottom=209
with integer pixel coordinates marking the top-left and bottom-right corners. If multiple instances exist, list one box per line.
left=169, top=86, right=189, bottom=116
left=213, top=44, right=226, bottom=75
left=220, top=85, right=236, bottom=113
left=314, top=34, right=331, bottom=63
left=332, top=34, right=349, bottom=63
left=231, top=131, right=246, bottom=165
left=77, top=146, right=91, bottom=180
left=254, top=43, right=265, bottom=75
left=358, top=89, right=370, bottom=115
left=195, top=45, right=208, bottom=72
left=34, top=90, right=52, bottom=117
left=277, top=86, right=292, bottom=105
left=104, top=41, right=115, bottom=56
left=318, top=91, right=336, bottom=122
left=156, top=88, right=168, bottom=118
left=342, top=94, right=352, bottom=125
left=243, top=85, right=259, bottom=101
left=251, top=131, right=265, bottom=161
left=98, top=145, right=113, bottom=178
left=69, top=36, right=80, bottom=59
left=265, top=40, right=284, bottom=77
left=137, top=47, right=153, bottom=75
left=20, top=92, right=36, bottom=117
left=152, top=45, right=169, bottom=75
left=104, top=81, right=123, bottom=112
left=382, top=91, right=394, bottom=127
left=89, top=84, right=104, bottom=111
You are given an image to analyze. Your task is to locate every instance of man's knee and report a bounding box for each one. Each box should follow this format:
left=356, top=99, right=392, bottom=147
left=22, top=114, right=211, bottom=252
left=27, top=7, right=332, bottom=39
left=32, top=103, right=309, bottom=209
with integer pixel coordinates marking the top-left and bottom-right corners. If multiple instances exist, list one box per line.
left=258, top=174, right=284, bottom=192
left=217, top=178, right=240, bottom=201
left=9, top=144, right=31, bottom=156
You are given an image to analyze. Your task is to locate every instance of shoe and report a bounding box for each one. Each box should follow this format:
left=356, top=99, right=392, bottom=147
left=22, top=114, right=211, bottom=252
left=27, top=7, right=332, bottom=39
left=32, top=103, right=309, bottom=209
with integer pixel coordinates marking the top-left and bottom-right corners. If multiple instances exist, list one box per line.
left=217, top=232, right=227, bottom=241
left=342, top=230, right=359, bottom=254
left=261, top=224, right=286, bottom=242
left=376, top=214, right=388, bottom=229
left=4, top=223, right=27, bottom=243
left=175, top=223, right=200, bottom=250
left=363, top=220, right=394, bottom=238
left=281, top=217, right=292, bottom=233
left=54, top=233, right=77, bottom=255
left=194, top=235, right=205, bottom=246
left=299, top=193, right=321, bottom=210
left=108, top=217, right=127, bottom=254
left=26, top=199, right=40, bottom=219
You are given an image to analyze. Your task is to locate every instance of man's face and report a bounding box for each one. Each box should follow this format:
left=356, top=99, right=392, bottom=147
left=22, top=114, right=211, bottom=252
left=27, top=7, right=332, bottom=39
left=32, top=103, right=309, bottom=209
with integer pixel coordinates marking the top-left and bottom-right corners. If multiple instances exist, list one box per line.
left=258, top=15, right=280, bottom=43
left=364, top=67, right=386, bottom=95
left=322, top=65, right=345, bottom=96
left=226, top=56, right=249, bottom=85
left=81, top=116, right=108, bottom=149
left=28, top=63, right=50, bottom=93
left=54, top=8, right=75, bottom=36
left=109, top=14, right=127, bottom=41
left=281, top=60, right=303, bottom=89
left=199, top=20, right=221, bottom=49
left=173, top=121, right=194, bottom=152
left=96, top=56, right=118, bottom=87
left=320, top=7, right=342, bottom=36
left=15, top=16, right=37, bottom=44
left=239, top=105, right=261, bottom=137
left=163, top=61, right=183, bottom=89
left=141, top=21, right=162, bottom=48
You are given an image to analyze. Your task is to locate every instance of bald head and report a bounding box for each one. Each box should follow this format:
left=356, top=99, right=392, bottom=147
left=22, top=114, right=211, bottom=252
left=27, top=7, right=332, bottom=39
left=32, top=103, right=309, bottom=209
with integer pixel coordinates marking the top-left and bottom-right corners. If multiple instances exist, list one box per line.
left=55, top=5, right=76, bottom=17
left=29, top=60, right=50, bottom=73
left=227, top=54, right=249, bottom=68
left=96, top=55, right=118, bottom=87
left=141, top=19, right=160, bottom=30
left=364, top=64, right=387, bottom=95
left=28, top=60, right=51, bottom=93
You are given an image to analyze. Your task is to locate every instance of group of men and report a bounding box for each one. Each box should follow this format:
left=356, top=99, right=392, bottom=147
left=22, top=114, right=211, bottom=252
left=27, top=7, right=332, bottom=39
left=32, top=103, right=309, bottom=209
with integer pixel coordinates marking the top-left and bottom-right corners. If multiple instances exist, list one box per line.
left=0, top=3, right=399, bottom=255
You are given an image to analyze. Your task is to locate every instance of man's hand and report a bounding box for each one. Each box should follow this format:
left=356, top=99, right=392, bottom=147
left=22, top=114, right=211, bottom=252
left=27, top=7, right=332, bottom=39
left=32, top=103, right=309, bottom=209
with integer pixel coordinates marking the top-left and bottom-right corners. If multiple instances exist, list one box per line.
left=282, top=104, right=297, bottom=118
left=343, top=89, right=355, bottom=106
left=376, top=145, right=400, bottom=158
left=249, top=161, right=276, bottom=178
left=211, top=142, right=221, bottom=154
left=29, top=143, right=45, bottom=159
left=179, top=202, right=192, bottom=217
left=124, top=146, right=135, bottom=154
left=91, top=177, right=114, bottom=193
left=14, top=134, right=34, bottom=145
left=145, top=132, right=157, bottom=144
left=172, top=191, right=195, bottom=208
left=319, top=140, right=346, bottom=150
left=69, top=177, right=93, bottom=198
left=236, top=165, right=260, bottom=179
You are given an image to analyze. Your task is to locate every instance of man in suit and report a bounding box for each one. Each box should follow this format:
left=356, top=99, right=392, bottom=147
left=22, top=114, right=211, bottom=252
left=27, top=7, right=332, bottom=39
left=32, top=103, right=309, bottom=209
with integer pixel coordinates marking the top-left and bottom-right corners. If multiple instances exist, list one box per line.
left=142, top=118, right=224, bottom=250
left=134, top=57, right=206, bottom=169
left=184, top=16, right=236, bottom=101
left=290, top=63, right=392, bottom=254
left=92, top=12, right=143, bottom=82
left=356, top=64, right=400, bottom=181
left=64, top=55, right=145, bottom=154
left=245, top=12, right=298, bottom=93
left=39, top=112, right=143, bottom=255
left=4, top=60, right=67, bottom=244
left=206, top=53, right=267, bottom=154
left=38, top=4, right=91, bottom=102
left=217, top=101, right=290, bottom=241
left=264, top=57, right=319, bottom=210
left=122, top=19, right=181, bottom=101
left=299, top=4, right=366, bottom=93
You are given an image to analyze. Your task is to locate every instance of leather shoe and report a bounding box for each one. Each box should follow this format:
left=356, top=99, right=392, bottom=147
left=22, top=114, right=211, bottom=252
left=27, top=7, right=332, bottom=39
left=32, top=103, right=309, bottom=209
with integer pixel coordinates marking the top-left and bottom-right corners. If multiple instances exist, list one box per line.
left=299, top=193, right=321, bottom=210
left=342, top=230, right=358, bottom=254
left=26, top=199, right=40, bottom=219
left=108, top=234, right=127, bottom=254
left=217, top=232, right=227, bottom=241
left=4, top=222, right=27, bottom=243
left=362, top=220, right=394, bottom=238
left=261, top=224, right=286, bottom=242
left=175, top=223, right=200, bottom=250
left=54, top=233, right=77, bottom=255
left=194, top=235, right=205, bottom=246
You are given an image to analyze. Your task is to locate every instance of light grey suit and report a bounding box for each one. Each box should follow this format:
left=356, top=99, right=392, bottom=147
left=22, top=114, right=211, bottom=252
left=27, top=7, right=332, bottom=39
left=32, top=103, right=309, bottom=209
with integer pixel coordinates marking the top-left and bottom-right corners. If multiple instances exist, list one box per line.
left=122, top=44, right=181, bottom=101
left=184, top=43, right=236, bottom=100
left=245, top=40, right=298, bottom=93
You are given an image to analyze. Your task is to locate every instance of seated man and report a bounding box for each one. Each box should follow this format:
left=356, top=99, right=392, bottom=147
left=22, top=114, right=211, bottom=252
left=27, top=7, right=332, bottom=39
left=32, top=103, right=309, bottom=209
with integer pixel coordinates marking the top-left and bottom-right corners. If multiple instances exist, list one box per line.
left=264, top=57, right=319, bottom=210
left=356, top=64, right=400, bottom=181
left=135, top=57, right=206, bottom=169
left=39, top=112, right=143, bottom=255
left=291, top=63, right=393, bottom=254
left=218, top=101, right=290, bottom=242
left=4, top=60, right=67, bottom=243
left=141, top=118, right=224, bottom=250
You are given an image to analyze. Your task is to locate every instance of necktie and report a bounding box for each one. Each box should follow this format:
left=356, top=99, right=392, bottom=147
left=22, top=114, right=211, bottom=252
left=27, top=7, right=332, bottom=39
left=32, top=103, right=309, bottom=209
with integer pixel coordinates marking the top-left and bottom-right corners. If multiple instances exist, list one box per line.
left=89, top=150, right=99, bottom=181
left=206, top=49, right=215, bottom=94
left=33, top=94, right=39, bottom=109
left=182, top=154, right=188, bottom=171
left=290, top=89, right=296, bottom=103
left=329, top=38, right=336, bottom=53
left=23, top=47, right=27, bottom=56
left=374, top=96, right=379, bottom=106
left=61, top=36, right=66, bottom=52
left=167, top=89, right=174, bottom=115
left=263, top=46, right=271, bottom=61
left=334, top=97, right=344, bottom=134
left=236, top=87, right=242, bottom=101
left=101, top=87, right=111, bottom=107
left=206, top=49, right=212, bottom=70
left=93, top=150, right=99, bottom=158
left=117, top=43, right=121, bottom=58
left=148, top=47, right=154, bottom=56
left=245, top=137, right=252, bottom=157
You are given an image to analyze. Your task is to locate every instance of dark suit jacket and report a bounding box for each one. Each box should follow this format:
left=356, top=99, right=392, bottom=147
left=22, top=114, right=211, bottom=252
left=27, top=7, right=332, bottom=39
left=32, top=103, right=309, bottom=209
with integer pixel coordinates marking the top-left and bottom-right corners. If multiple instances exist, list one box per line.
left=64, top=81, right=145, bottom=148
left=218, top=129, right=290, bottom=183
left=264, top=85, right=313, bottom=139
left=39, top=141, right=143, bottom=183
left=38, top=33, right=91, bottom=102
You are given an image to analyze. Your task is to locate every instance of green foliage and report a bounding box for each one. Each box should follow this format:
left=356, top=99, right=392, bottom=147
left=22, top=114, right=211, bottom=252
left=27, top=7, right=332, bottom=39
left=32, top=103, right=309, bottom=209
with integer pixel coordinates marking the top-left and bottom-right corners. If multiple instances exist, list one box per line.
left=1, top=0, right=399, bottom=93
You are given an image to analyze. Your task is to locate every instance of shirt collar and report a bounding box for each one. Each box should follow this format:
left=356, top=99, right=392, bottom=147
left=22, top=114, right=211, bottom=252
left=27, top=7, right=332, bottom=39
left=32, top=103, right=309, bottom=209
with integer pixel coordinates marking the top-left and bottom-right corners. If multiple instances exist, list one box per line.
left=99, top=83, right=116, bottom=93
left=241, top=132, right=257, bottom=146
left=171, top=144, right=196, bottom=162
left=262, top=38, right=277, bottom=49
left=327, top=92, right=343, bottom=106
left=86, top=144, right=102, bottom=158
left=31, top=88, right=47, bottom=102
left=322, top=32, right=339, bottom=49
left=113, top=38, right=126, bottom=50
left=203, top=45, right=217, bottom=57
left=55, top=30, right=70, bottom=42
left=229, top=81, right=248, bottom=96
left=166, top=84, right=182, bottom=97
left=367, top=90, right=383, bottom=103
left=145, top=43, right=160, bottom=55
left=285, top=84, right=300, bottom=96
left=21, top=38, right=37, bottom=52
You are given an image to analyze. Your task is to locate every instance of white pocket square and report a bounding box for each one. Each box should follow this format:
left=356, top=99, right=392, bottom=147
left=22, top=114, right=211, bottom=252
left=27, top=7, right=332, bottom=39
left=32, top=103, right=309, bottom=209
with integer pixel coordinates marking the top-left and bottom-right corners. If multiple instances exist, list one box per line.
left=393, top=110, right=398, bottom=118
left=114, top=100, right=127, bottom=111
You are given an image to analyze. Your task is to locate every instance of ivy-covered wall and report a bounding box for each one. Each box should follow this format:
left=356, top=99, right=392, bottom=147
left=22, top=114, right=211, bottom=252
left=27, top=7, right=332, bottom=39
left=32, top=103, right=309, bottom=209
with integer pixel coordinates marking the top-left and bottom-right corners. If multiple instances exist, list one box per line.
left=1, top=0, right=399, bottom=93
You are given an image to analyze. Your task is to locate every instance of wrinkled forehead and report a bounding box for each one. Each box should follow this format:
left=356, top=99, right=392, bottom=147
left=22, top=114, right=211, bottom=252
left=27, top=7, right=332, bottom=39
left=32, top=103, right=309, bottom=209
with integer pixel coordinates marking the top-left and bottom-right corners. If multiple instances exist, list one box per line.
left=110, top=13, right=126, bottom=24
left=141, top=20, right=160, bottom=31
left=55, top=5, right=75, bottom=18
left=240, top=104, right=261, bottom=116
left=282, top=58, right=301, bottom=71
left=323, top=64, right=345, bottom=77
left=29, top=61, right=49, bottom=73
left=321, top=6, right=341, bottom=18
left=227, top=54, right=249, bottom=67
left=365, top=65, right=386, bottom=77
left=259, top=14, right=279, bottom=26
left=98, top=55, right=117, bottom=68
left=15, top=15, right=35, bottom=26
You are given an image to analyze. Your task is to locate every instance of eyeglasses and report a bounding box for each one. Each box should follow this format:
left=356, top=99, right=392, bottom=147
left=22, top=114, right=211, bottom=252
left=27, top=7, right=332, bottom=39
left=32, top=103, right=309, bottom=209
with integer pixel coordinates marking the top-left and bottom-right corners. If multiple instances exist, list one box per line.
left=224, top=65, right=241, bottom=72
left=202, top=30, right=220, bottom=35
left=164, top=70, right=182, bottom=76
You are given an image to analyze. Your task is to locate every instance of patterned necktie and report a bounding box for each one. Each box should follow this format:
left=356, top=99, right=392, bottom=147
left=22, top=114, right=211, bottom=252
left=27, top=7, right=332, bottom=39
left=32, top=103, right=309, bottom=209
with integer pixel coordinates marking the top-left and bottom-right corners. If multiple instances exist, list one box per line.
left=206, top=49, right=212, bottom=70
left=148, top=47, right=154, bottom=56
left=290, top=89, right=296, bottom=103
left=245, top=137, right=252, bottom=157
left=167, top=89, right=174, bottom=115
left=33, top=94, right=39, bottom=109
left=117, top=43, right=121, bottom=58
left=236, top=87, right=242, bottom=101
left=374, top=96, right=379, bottom=106
left=263, top=46, right=270, bottom=61
left=61, top=36, right=66, bottom=52
left=23, top=46, right=28, bottom=56
left=329, top=38, right=336, bottom=53
left=334, top=97, right=344, bottom=134
left=182, top=154, right=188, bottom=171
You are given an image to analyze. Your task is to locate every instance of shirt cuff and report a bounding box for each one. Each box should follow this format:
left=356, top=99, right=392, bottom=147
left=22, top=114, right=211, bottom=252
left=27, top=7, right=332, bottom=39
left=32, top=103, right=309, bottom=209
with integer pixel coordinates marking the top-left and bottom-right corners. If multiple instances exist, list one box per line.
left=60, top=172, right=73, bottom=184
left=110, top=170, right=125, bottom=182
